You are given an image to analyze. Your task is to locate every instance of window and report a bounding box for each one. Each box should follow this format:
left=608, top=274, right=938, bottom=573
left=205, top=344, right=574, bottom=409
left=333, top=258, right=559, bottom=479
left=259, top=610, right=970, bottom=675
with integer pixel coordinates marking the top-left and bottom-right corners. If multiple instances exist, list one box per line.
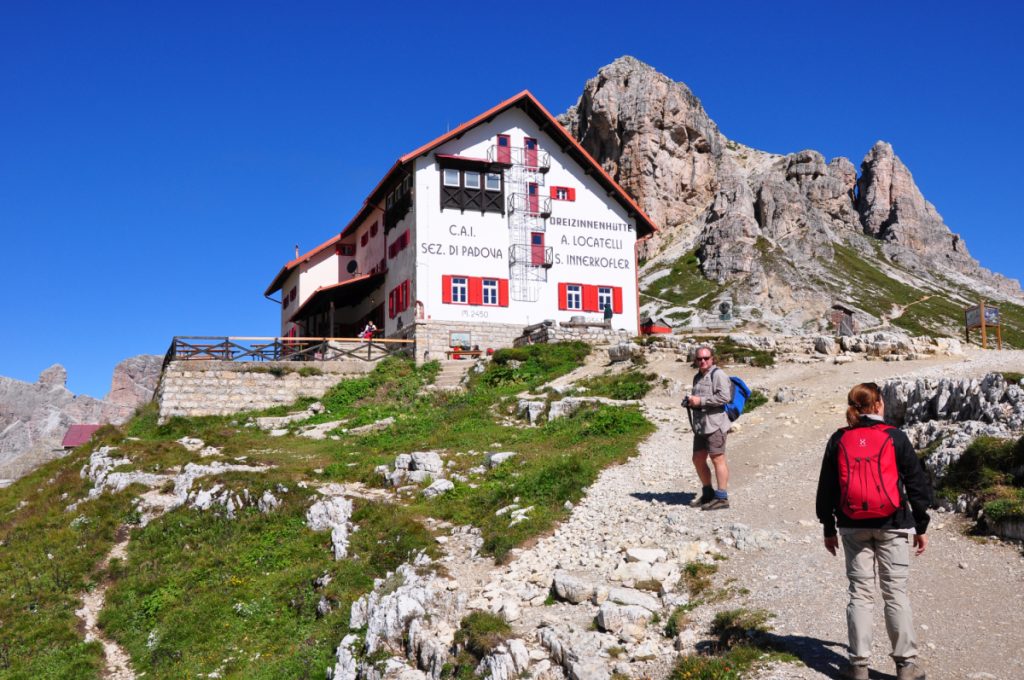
left=451, top=277, right=467, bottom=304
left=482, top=279, right=498, bottom=306
left=370, top=222, right=378, bottom=237
left=360, top=232, right=368, bottom=247
left=386, top=193, right=394, bottom=209
left=559, top=284, right=622, bottom=312
left=289, top=288, right=297, bottom=302
left=439, top=165, right=503, bottom=214
left=566, top=285, right=582, bottom=310
left=337, top=243, right=355, bottom=256
left=442, top=275, right=509, bottom=306
left=551, top=186, right=575, bottom=201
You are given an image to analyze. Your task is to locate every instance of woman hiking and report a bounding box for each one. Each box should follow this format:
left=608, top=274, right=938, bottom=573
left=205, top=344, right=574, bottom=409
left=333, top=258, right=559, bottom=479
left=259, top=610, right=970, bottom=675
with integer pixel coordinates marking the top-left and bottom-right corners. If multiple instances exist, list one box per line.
left=815, top=382, right=933, bottom=680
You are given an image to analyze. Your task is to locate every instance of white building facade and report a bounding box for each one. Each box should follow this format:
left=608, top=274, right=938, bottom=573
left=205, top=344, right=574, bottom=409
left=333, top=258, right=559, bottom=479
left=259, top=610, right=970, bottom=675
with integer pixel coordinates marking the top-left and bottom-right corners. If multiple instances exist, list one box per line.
left=264, top=92, right=657, bottom=357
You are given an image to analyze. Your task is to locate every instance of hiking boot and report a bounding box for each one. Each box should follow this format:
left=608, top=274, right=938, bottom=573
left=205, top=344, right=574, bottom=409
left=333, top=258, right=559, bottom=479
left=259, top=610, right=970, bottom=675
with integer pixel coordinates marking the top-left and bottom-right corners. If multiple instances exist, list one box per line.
left=896, top=661, right=926, bottom=680
left=690, top=488, right=715, bottom=507
left=839, top=664, right=869, bottom=680
left=701, top=497, right=730, bottom=511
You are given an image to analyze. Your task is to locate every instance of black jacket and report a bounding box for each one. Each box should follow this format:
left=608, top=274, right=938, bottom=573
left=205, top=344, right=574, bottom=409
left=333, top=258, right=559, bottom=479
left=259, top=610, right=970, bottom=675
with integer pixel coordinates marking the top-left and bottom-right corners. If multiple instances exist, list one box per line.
left=815, top=416, right=933, bottom=537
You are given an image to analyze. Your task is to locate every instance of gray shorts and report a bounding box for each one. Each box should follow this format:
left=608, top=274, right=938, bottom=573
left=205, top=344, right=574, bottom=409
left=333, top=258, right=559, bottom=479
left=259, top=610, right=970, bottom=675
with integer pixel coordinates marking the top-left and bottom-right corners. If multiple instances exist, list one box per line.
left=693, top=430, right=726, bottom=455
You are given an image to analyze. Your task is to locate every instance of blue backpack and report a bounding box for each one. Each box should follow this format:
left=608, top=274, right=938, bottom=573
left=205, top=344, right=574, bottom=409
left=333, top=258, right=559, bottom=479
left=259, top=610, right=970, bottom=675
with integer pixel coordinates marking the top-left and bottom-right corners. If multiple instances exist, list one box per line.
left=714, top=368, right=751, bottom=421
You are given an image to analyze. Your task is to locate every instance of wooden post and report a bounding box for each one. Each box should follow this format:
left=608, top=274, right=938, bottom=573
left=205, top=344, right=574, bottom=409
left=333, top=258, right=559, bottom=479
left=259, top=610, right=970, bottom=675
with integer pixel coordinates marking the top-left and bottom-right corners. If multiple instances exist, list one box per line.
left=980, top=300, right=987, bottom=349
left=997, top=323, right=1003, bottom=350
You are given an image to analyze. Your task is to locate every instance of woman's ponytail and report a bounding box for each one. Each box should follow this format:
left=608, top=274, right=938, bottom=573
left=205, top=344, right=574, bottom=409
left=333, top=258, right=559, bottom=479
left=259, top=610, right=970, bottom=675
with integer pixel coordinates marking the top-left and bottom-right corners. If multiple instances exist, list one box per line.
left=846, top=382, right=882, bottom=426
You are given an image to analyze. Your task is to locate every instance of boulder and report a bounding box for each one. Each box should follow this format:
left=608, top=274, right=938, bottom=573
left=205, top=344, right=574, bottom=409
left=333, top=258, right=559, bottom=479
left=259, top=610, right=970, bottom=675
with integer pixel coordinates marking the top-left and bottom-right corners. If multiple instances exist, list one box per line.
left=552, top=571, right=595, bottom=604
left=595, top=602, right=652, bottom=641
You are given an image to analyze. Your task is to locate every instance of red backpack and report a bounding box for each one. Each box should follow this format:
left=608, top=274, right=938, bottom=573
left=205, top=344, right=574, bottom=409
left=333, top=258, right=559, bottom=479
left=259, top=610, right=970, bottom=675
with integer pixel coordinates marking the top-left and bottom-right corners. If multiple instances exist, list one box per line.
left=837, top=423, right=902, bottom=520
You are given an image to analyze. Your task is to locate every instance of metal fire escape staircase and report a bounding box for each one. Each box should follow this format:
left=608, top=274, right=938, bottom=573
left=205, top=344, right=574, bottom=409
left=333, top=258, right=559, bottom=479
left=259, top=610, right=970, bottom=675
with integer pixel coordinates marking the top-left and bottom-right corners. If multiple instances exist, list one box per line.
left=489, top=144, right=553, bottom=302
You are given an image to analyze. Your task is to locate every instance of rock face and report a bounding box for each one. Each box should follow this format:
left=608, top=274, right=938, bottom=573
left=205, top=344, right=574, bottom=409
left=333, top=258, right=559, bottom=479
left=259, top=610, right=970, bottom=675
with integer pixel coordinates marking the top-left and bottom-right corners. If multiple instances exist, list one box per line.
left=560, top=56, right=1023, bottom=332
left=105, top=355, right=163, bottom=412
left=0, top=355, right=162, bottom=481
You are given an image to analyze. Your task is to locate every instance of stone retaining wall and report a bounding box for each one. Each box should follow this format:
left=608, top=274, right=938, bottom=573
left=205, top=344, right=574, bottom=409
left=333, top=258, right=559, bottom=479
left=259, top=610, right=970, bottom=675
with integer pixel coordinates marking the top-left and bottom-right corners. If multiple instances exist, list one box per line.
left=157, top=360, right=375, bottom=422
left=414, top=320, right=526, bottom=362
left=515, top=321, right=633, bottom=347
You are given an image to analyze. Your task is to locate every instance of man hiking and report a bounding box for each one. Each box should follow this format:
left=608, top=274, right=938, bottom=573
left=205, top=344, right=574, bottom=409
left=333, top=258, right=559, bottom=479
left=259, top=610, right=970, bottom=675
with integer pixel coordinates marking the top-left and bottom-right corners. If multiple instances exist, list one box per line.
left=684, top=346, right=733, bottom=510
left=816, top=382, right=932, bottom=680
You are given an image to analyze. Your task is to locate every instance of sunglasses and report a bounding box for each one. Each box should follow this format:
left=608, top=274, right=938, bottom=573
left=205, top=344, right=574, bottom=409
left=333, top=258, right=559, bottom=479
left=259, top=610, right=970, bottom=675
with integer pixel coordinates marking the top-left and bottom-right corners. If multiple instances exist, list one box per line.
left=696, top=356, right=712, bottom=362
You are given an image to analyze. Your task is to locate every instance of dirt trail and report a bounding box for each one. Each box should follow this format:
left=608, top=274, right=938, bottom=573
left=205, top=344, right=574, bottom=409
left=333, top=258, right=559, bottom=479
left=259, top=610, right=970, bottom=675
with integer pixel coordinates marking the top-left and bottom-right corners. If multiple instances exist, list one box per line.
left=654, top=350, right=1024, bottom=679
left=75, top=527, right=136, bottom=680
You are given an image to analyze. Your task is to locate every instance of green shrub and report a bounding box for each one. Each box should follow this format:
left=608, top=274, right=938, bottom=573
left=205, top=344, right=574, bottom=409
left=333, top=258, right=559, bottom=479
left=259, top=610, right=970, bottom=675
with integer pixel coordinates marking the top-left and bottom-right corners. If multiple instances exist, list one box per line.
left=940, top=436, right=1024, bottom=495
left=483, top=342, right=591, bottom=389
left=711, top=608, right=774, bottom=650
left=575, top=371, right=656, bottom=400
left=743, top=389, right=768, bottom=414
left=454, top=612, right=511, bottom=659
left=679, top=561, right=718, bottom=598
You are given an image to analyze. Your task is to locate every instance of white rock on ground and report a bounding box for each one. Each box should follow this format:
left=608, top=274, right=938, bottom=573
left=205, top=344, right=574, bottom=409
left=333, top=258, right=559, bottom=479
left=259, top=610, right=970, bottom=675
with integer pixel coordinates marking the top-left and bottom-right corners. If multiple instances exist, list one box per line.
left=306, top=495, right=354, bottom=559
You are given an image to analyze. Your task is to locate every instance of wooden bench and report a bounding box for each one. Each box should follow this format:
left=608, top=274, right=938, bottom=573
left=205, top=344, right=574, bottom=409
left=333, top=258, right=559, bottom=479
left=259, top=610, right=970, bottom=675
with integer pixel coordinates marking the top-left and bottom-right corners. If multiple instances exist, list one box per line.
left=444, top=349, right=483, bottom=360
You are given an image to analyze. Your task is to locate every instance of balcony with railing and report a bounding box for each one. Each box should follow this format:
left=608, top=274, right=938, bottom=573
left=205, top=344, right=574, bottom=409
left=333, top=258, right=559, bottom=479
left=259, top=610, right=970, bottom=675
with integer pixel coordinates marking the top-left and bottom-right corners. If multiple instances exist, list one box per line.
left=509, top=243, right=553, bottom=268
left=507, top=193, right=552, bottom=218
left=487, top=145, right=551, bottom=172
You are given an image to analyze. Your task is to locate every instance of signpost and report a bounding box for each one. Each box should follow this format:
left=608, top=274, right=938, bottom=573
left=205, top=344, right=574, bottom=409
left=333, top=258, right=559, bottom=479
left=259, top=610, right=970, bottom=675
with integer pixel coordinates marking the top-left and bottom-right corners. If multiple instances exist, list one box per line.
left=964, top=301, right=1002, bottom=349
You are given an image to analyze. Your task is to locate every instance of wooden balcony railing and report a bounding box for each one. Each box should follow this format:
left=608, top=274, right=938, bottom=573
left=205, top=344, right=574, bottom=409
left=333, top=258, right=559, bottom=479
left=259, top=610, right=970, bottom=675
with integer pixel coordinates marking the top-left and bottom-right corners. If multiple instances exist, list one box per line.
left=163, top=336, right=414, bottom=368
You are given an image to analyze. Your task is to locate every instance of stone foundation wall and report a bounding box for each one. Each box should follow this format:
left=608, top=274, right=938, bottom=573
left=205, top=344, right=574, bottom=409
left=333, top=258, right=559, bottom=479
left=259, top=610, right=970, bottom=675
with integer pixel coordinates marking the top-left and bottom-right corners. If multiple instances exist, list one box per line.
left=413, top=320, right=526, bottom=362
left=515, top=321, right=633, bottom=347
left=157, top=360, right=375, bottom=422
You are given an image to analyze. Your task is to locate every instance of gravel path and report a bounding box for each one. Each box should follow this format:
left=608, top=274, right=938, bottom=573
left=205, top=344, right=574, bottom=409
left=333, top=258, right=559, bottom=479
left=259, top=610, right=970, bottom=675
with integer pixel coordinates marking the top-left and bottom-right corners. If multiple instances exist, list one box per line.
left=471, top=348, right=1024, bottom=680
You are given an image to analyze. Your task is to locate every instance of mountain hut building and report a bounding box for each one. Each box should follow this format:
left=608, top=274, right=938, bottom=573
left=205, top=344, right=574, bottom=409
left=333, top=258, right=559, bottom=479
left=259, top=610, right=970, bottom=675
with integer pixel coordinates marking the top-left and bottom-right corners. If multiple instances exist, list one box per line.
left=264, top=91, right=658, bottom=359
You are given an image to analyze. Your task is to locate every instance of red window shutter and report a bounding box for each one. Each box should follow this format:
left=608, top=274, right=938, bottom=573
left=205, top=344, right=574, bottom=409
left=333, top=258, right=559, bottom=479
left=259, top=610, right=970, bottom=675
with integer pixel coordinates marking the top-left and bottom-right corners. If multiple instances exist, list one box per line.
left=402, top=230, right=410, bottom=248
left=549, top=186, right=558, bottom=199
left=442, top=275, right=453, bottom=304
left=402, top=280, right=410, bottom=311
left=558, top=283, right=568, bottom=310
left=468, top=277, right=483, bottom=306
left=613, top=286, right=623, bottom=314
left=388, top=290, right=395, bottom=319
left=498, top=279, right=509, bottom=307
left=582, top=285, right=600, bottom=312
left=568, top=188, right=576, bottom=201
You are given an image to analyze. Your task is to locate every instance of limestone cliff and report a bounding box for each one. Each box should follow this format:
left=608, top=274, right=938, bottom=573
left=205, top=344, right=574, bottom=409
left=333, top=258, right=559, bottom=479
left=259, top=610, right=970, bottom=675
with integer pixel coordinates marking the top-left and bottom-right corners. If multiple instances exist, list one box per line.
left=0, top=355, right=162, bottom=483
left=560, top=57, right=1022, bottom=334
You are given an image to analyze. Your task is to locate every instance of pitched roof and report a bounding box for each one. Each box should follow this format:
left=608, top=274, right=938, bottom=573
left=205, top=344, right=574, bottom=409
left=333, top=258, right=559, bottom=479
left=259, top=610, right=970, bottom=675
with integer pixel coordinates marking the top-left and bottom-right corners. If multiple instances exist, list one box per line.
left=62, top=424, right=101, bottom=448
left=265, top=90, right=659, bottom=295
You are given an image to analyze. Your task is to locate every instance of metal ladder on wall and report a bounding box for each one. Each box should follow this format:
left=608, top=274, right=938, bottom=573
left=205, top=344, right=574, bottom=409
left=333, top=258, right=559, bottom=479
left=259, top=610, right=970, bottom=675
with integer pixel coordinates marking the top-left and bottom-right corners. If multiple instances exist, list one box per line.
left=502, top=146, right=552, bottom=302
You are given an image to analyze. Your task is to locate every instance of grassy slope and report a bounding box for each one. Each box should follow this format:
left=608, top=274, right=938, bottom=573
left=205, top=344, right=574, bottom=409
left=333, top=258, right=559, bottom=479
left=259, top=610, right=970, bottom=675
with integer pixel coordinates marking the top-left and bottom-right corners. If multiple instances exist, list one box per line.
left=641, top=236, right=1024, bottom=347
left=0, top=345, right=653, bottom=679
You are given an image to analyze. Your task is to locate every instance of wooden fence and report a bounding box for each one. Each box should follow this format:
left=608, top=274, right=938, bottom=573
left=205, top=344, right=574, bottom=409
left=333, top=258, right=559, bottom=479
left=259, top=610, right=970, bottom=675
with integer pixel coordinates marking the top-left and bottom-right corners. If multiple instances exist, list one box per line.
left=163, top=336, right=414, bottom=368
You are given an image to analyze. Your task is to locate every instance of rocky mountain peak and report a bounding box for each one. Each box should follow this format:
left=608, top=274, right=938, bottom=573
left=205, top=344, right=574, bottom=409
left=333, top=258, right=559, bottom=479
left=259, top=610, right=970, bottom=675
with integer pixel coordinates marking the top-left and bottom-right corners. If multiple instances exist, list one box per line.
left=0, top=355, right=162, bottom=482
left=38, top=364, right=68, bottom=388
left=560, top=58, right=1022, bottom=334
left=560, top=56, right=722, bottom=245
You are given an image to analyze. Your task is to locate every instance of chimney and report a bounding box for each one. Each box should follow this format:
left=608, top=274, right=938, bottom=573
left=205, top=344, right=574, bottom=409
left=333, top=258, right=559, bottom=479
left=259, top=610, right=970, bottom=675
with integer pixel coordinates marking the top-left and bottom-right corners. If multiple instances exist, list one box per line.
left=295, top=244, right=299, bottom=258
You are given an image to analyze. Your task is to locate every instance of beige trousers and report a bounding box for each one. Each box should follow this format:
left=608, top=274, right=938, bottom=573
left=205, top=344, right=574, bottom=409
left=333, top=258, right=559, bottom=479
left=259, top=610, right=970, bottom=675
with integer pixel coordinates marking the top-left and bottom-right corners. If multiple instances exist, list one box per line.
left=842, top=529, right=918, bottom=665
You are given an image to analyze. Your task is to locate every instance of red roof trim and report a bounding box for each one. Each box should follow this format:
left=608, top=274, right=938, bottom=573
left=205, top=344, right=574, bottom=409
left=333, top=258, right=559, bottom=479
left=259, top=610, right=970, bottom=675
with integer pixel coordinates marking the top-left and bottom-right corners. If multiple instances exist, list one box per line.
left=288, top=273, right=385, bottom=322
left=264, top=233, right=345, bottom=296
left=435, top=154, right=492, bottom=164
left=266, top=90, right=659, bottom=294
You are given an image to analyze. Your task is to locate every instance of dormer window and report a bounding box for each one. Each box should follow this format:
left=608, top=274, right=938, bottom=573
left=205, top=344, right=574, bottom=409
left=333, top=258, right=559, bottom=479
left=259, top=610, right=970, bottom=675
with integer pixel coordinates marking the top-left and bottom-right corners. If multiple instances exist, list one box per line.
left=438, top=160, right=504, bottom=215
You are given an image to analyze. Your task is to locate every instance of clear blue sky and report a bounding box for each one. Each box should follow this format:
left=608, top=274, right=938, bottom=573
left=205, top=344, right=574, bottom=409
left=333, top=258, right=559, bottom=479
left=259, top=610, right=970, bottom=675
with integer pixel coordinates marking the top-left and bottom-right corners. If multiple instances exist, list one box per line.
left=2, top=1, right=1021, bottom=398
